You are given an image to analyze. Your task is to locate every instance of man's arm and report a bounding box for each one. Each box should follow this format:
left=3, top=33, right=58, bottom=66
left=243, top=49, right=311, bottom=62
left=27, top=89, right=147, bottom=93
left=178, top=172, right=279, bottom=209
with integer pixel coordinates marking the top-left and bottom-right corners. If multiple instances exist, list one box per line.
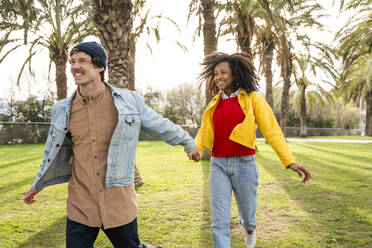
left=135, top=92, right=199, bottom=160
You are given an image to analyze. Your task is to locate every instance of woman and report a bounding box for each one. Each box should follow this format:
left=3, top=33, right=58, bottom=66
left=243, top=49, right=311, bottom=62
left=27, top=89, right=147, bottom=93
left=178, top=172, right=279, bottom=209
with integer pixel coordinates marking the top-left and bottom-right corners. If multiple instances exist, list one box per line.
left=194, top=52, right=311, bottom=248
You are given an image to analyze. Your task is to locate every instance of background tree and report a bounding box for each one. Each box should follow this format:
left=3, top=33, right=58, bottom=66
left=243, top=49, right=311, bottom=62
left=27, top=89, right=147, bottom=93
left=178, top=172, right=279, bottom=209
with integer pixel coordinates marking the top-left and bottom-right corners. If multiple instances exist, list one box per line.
left=92, top=0, right=177, bottom=89
left=0, top=0, right=95, bottom=100
left=92, top=0, right=144, bottom=185
left=219, top=0, right=262, bottom=57
left=272, top=0, right=323, bottom=136
left=188, top=0, right=218, bottom=159
left=92, top=0, right=136, bottom=89
left=0, top=93, right=55, bottom=144
left=1, top=94, right=54, bottom=122
left=163, top=83, right=205, bottom=127
left=292, top=52, right=335, bottom=136
left=272, top=86, right=360, bottom=130
left=188, top=0, right=218, bottom=104
left=143, top=87, right=164, bottom=114
left=255, top=10, right=276, bottom=108
left=92, top=0, right=183, bottom=186
left=336, top=1, right=372, bottom=136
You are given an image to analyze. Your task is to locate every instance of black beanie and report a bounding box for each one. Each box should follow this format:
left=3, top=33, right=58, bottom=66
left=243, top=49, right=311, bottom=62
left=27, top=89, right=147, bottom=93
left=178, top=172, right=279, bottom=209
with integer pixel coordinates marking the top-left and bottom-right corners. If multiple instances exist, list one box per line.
left=71, top=41, right=107, bottom=69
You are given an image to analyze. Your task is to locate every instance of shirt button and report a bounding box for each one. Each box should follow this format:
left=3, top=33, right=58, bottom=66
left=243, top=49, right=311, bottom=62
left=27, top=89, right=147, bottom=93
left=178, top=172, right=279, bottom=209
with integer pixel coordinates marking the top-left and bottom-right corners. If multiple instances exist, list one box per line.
left=96, top=172, right=100, bottom=176
left=56, top=144, right=60, bottom=147
left=92, top=139, right=96, bottom=142
left=99, top=189, right=102, bottom=192
left=94, top=155, right=97, bottom=159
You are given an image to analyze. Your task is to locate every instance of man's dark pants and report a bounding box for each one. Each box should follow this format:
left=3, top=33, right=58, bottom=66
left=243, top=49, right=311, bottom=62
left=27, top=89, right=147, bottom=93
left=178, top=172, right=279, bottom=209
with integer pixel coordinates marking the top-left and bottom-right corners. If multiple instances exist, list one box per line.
left=66, top=217, right=141, bottom=248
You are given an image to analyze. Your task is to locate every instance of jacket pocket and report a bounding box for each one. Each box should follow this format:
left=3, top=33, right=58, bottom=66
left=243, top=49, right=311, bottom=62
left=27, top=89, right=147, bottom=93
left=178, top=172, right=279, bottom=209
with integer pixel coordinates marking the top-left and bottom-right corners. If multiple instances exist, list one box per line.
left=230, top=122, right=255, bottom=149
left=123, top=114, right=141, bottom=140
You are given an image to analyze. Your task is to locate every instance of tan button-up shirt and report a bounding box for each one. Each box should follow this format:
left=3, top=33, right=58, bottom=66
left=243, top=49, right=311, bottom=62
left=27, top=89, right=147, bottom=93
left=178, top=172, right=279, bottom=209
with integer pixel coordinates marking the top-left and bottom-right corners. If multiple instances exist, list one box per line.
left=67, top=84, right=137, bottom=229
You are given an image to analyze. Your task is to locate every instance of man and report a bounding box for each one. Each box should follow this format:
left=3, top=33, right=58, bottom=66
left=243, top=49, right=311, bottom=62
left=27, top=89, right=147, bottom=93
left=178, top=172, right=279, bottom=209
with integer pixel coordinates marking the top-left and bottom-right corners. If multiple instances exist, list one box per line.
left=23, top=41, right=200, bottom=248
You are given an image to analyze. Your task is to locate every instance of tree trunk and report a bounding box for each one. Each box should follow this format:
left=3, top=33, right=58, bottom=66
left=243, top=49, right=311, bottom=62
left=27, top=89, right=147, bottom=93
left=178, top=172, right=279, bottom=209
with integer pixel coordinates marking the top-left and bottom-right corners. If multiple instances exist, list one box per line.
left=236, top=15, right=254, bottom=59
left=53, top=55, right=68, bottom=100
left=280, top=75, right=290, bottom=137
left=366, top=90, right=372, bottom=136
left=201, top=0, right=217, bottom=160
left=201, top=0, right=217, bottom=105
left=299, top=83, right=307, bottom=137
left=92, top=0, right=142, bottom=187
left=134, top=164, right=144, bottom=188
left=263, top=35, right=274, bottom=109
left=279, top=39, right=292, bottom=138
left=92, top=0, right=135, bottom=89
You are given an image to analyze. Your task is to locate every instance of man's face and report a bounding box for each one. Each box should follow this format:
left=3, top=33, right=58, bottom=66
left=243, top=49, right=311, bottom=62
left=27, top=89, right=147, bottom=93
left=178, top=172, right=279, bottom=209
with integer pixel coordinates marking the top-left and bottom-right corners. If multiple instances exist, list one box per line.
left=69, top=51, right=104, bottom=86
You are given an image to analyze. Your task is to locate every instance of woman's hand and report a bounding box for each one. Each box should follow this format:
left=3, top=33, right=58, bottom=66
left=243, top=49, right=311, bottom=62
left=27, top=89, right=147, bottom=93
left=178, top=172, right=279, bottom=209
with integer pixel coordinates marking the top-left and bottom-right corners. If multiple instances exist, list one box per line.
left=287, top=163, right=311, bottom=183
left=187, top=147, right=201, bottom=162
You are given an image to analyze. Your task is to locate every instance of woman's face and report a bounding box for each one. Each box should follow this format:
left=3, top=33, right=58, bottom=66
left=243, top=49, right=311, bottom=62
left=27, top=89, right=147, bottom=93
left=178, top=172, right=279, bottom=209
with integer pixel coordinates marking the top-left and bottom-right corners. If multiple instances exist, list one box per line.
left=214, top=61, right=234, bottom=95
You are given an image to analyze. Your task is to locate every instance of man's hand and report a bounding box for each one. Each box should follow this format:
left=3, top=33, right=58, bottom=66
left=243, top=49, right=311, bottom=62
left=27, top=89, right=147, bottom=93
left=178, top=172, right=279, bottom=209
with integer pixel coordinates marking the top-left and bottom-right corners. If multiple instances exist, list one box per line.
left=287, top=163, right=311, bottom=183
left=187, top=147, right=200, bottom=162
left=23, top=189, right=39, bottom=204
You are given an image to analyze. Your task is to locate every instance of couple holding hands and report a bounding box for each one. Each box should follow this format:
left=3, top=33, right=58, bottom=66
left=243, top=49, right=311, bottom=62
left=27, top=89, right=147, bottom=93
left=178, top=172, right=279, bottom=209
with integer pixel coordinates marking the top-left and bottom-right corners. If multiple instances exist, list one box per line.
left=23, top=41, right=310, bottom=248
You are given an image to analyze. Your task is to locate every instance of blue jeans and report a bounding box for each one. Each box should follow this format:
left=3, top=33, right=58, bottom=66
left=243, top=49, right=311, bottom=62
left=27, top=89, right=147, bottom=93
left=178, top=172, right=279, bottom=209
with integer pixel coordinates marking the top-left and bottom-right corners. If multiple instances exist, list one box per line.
left=210, top=156, right=259, bottom=248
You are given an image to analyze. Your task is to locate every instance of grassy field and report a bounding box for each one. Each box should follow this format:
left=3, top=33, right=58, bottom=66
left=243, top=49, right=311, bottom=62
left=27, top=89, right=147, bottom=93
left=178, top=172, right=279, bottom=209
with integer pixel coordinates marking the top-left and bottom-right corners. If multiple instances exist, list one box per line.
left=290, top=136, right=372, bottom=140
left=0, top=140, right=371, bottom=248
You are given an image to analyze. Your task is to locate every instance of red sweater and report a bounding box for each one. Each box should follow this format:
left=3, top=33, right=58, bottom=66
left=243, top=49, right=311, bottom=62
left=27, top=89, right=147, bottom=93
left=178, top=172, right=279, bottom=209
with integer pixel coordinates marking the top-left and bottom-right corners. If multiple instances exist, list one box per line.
left=212, top=96, right=256, bottom=157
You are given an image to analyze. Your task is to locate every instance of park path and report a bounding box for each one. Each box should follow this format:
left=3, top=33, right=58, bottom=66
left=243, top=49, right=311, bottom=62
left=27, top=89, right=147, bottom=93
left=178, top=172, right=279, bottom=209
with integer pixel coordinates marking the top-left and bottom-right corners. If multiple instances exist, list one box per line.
left=257, top=138, right=372, bottom=143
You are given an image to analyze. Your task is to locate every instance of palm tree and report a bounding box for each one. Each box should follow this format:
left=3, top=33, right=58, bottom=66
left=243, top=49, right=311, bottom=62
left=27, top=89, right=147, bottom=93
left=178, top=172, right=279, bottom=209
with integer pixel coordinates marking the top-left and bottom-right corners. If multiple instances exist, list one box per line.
left=336, top=2, right=372, bottom=136
left=272, top=0, right=323, bottom=137
left=92, top=0, right=145, bottom=185
left=219, top=0, right=262, bottom=58
left=292, top=53, right=334, bottom=136
left=277, top=34, right=292, bottom=137
left=188, top=0, right=218, bottom=159
left=293, top=55, right=309, bottom=136
left=0, top=0, right=95, bottom=100
left=255, top=24, right=275, bottom=108
left=92, top=0, right=179, bottom=186
left=188, top=0, right=218, bottom=104
left=92, top=0, right=136, bottom=89
left=219, top=0, right=277, bottom=110
left=254, top=0, right=280, bottom=109
left=218, top=0, right=325, bottom=137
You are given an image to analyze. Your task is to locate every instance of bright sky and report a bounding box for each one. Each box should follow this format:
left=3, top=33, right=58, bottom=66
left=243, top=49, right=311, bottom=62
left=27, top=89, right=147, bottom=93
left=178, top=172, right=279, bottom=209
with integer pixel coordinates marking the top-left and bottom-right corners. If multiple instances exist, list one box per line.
left=0, top=0, right=351, bottom=101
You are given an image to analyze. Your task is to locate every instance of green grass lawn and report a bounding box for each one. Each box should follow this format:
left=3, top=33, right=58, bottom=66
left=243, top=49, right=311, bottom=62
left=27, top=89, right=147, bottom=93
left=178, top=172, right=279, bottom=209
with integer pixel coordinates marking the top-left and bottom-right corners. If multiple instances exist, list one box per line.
left=0, top=141, right=371, bottom=248
left=290, top=136, right=372, bottom=140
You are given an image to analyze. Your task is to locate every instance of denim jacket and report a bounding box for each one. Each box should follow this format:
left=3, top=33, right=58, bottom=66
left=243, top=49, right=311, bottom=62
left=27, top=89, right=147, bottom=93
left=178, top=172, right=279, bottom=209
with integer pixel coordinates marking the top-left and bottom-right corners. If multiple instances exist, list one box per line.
left=32, top=83, right=196, bottom=191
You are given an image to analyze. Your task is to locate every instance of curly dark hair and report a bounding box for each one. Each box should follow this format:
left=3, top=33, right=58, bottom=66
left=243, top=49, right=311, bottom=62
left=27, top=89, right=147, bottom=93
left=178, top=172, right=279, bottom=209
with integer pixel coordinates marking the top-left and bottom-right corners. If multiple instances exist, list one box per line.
left=199, top=52, right=259, bottom=96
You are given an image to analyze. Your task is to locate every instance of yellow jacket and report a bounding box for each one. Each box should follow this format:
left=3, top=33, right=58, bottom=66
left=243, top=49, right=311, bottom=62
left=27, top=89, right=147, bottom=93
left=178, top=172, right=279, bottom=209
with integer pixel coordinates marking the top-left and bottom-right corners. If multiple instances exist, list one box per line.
left=195, top=89, right=295, bottom=168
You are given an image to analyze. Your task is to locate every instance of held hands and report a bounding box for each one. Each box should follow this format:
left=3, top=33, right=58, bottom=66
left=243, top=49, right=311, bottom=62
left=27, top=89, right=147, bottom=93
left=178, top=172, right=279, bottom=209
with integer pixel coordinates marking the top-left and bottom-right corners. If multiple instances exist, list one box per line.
left=186, top=147, right=201, bottom=162
left=287, top=163, right=311, bottom=183
left=23, top=189, right=39, bottom=204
